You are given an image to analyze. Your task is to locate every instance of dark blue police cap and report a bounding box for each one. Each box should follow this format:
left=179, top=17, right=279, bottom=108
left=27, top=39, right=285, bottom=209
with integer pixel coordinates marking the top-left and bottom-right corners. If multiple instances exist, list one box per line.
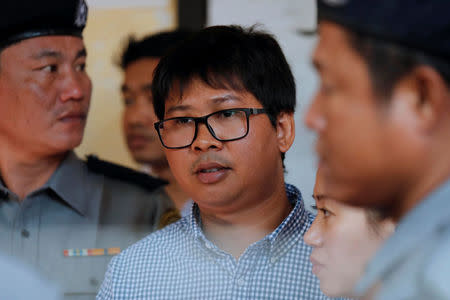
left=318, top=0, right=450, bottom=61
left=1, top=0, right=88, bottom=49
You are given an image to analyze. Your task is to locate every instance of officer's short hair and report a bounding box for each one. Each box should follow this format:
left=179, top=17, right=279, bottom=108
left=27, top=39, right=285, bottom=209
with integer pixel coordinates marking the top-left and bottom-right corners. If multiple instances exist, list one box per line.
left=152, top=25, right=296, bottom=125
left=317, top=0, right=450, bottom=101
left=118, top=30, right=193, bottom=70
left=347, top=31, right=450, bottom=101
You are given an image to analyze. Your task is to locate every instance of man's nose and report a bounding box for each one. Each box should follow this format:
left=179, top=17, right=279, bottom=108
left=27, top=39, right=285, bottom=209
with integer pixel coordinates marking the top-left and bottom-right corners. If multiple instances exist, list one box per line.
left=304, top=94, right=326, bottom=132
left=191, top=122, right=223, bottom=152
left=60, top=69, right=90, bottom=102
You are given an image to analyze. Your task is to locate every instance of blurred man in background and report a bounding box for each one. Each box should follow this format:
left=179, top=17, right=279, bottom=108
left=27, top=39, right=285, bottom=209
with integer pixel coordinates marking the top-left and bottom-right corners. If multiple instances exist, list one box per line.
left=118, top=31, right=193, bottom=221
left=306, top=1, right=450, bottom=299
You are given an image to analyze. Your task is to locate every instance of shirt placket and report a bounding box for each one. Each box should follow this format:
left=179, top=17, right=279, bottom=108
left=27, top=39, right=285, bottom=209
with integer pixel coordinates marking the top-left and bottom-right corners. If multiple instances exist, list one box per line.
left=12, top=195, right=40, bottom=266
left=231, top=241, right=269, bottom=299
left=202, top=238, right=236, bottom=273
left=0, top=196, right=19, bottom=255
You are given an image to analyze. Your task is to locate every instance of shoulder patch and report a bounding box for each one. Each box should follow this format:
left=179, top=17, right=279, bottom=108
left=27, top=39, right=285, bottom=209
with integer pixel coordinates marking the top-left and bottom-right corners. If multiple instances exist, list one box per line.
left=86, top=155, right=167, bottom=192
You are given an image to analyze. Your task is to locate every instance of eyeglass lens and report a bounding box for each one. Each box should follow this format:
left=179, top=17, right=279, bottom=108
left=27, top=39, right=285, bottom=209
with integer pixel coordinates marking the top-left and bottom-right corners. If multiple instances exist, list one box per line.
left=158, top=109, right=249, bottom=148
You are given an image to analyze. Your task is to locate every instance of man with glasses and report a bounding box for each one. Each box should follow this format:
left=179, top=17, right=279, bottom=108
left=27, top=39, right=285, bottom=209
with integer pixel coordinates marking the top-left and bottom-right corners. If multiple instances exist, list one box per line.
left=98, top=26, right=333, bottom=299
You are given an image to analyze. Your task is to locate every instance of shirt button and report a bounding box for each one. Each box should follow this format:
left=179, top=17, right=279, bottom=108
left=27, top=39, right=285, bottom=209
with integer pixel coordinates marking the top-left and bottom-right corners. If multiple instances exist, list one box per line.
left=270, top=257, right=277, bottom=264
left=21, top=229, right=30, bottom=238
left=205, top=242, right=213, bottom=249
left=236, top=278, right=246, bottom=286
left=89, top=278, right=99, bottom=286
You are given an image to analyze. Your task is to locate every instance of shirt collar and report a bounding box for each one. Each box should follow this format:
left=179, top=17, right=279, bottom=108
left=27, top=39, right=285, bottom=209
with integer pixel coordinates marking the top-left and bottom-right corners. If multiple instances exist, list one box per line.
left=0, top=178, right=8, bottom=200
left=356, top=178, right=450, bottom=295
left=41, top=151, right=94, bottom=217
left=187, top=183, right=309, bottom=257
left=0, top=152, right=95, bottom=217
left=266, top=184, right=310, bottom=256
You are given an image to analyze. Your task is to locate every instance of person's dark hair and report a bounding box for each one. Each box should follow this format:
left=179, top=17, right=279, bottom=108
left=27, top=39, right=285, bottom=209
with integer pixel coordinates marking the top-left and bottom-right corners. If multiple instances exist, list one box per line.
left=118, top=30, right=194, bottom=70
left=151, top=25, right=296, bottom=124
left=346, top=30, right=450, bottom=101
left=152, top=25, right=296, bottom=166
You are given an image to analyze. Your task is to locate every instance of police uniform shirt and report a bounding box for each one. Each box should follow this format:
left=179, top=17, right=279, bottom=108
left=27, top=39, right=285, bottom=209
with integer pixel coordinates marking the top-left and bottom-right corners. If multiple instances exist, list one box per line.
left=355, top=179, right=450, bottom=299
left=0, top=152, right=172, bottom=299
left=0, top=253, right=62, bottom=300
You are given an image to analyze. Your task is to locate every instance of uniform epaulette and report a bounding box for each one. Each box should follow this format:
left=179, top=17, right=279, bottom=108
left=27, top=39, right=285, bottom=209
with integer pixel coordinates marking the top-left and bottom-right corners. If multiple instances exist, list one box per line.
left=86, top=155, right=168, bottom=192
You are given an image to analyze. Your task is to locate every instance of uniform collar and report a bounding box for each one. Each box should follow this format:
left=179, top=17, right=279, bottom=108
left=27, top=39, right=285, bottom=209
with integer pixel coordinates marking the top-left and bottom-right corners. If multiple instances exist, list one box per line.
left=0, top=152, right=98, bottom=217
left=356, top=178, right=450, bottom=295
left=188, top=183, right=309, bottom=257
left=42, top=151, right=97, bottom=217
left=0, top=178, right=8, bottom=200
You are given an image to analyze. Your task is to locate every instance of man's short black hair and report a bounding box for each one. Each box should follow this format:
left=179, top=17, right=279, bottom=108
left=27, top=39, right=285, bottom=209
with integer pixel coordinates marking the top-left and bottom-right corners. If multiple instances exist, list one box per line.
left=347, top=30, right=450, bottom=101
left=118, top=30, right=194, bottom=70
left=151, top=25, right=296, bottom=124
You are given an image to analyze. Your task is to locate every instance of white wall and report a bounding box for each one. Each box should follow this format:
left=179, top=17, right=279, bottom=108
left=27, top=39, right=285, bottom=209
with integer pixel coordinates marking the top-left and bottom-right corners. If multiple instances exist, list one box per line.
left=208, top=0, right=319, bottom=208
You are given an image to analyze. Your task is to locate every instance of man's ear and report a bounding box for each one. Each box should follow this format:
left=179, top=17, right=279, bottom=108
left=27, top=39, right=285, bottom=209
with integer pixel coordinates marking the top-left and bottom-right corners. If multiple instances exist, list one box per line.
left=276, top=112, right=295, bottom=153
left=390, top=66, right=449, bottom=133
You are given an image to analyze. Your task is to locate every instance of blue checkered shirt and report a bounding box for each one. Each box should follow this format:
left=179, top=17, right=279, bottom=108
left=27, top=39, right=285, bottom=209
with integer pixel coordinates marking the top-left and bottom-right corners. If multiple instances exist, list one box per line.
left=97, top=184, right=340, bottom=299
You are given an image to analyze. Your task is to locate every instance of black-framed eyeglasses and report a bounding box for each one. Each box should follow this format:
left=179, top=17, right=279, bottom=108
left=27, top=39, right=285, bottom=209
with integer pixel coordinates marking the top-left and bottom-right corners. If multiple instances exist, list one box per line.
left=154, top=108, right=267, bottom=149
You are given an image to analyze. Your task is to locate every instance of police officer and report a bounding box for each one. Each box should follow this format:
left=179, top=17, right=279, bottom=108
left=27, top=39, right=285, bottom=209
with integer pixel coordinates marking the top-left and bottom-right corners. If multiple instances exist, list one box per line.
left=0, top=1, right=169, bottom=298
left=306, top=1, right=450, bottom=299
left=0, top=254, right=62, bottom=300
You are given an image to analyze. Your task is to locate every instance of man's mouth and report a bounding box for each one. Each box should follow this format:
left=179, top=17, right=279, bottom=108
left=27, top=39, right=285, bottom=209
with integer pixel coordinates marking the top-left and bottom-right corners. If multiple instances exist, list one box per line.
left=198, top=167, right=227, bottom=173
left=310, top=256, right=325, bottom=276
left=194, top=162, right=230, bottom=173
left=194, top=162, right=231, bottom=184
left=127, top=134, right=155, bottom=148
left=58, top=111, right=87, bottom=123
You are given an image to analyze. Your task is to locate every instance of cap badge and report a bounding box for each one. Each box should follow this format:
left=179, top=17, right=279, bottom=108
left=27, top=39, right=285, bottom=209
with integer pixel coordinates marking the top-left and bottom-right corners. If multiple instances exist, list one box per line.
left=74, top=0, right=88, bottom=27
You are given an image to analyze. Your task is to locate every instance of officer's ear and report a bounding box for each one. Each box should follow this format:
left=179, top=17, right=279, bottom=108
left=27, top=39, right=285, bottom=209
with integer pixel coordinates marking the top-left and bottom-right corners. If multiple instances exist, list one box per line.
left=389, top=66, right=450, bottom=133
left=276, top=112, right=295, bottom=154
